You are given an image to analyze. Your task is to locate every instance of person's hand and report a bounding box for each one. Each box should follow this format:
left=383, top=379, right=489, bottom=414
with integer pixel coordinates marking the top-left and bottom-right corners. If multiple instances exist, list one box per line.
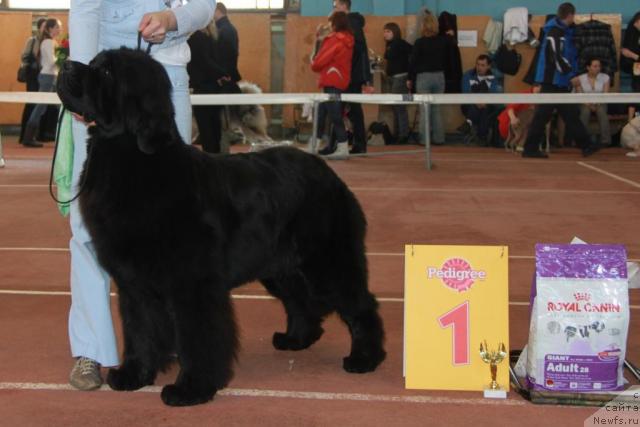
left=71, top=112, right=96, bottom=127
left=217, top=76, right=231, bottom=86
left=406, top=80, right=413, bottom=91
left=316, top=23, right=329, bottom=40
left=139, top=10, right=177, bottom=43
left=362, top=85, right=375, bottom=94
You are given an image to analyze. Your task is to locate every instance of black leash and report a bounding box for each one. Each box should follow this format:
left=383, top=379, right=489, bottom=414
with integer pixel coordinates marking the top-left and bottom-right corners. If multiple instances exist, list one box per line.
left=48, top=105, right=90, bottom=206
left=49, top=105, right=99, bottom=206
left=137, top=31, right=154, bottom=54
left=48, top=32, right=154, bottom=208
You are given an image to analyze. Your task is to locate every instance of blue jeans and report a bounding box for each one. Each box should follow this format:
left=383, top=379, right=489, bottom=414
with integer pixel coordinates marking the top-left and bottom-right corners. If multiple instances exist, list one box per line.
left=386, top=74, right=410, bottom=139
left=68, top=5, right=192, bottom=367
left=415, top=72, right=445, bottom=144
left=27, top=74, right=56, bottom=127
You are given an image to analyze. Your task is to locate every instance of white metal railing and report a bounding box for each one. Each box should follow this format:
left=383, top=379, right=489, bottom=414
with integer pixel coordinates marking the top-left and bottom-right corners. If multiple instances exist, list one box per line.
left=3, top=92, right=640, bottom=106
left=2, top=91, right=640, bottom=170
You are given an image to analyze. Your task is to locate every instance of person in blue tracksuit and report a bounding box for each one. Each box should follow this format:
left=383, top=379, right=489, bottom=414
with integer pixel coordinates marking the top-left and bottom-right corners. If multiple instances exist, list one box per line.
left=67, top=0, right=216, bottom=391
left=460, top=55, right=502, bottom=145
left=522, top=2, right=600, bottom=158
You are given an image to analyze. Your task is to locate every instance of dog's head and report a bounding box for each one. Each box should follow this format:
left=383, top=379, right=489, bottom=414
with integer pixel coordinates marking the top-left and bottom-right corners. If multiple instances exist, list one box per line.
left=57, top=48, right=177, bottom=154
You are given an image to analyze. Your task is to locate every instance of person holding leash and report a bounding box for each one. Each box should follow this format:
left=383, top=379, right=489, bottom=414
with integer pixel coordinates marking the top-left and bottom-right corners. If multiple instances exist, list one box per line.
left=67, top=0, right=216, bottom=391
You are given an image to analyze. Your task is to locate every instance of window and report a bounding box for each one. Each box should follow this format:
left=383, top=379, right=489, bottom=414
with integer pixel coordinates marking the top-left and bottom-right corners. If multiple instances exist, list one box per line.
left=8, top=0, right=285, bottom=10
left=9, top=0, right=69, bottom=8
left=223, top=0, right=284, bottom=9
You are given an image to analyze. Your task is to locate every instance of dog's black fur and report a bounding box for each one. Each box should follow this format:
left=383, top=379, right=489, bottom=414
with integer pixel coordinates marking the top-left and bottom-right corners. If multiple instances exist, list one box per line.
left=57, top=49, right=385, bottom=406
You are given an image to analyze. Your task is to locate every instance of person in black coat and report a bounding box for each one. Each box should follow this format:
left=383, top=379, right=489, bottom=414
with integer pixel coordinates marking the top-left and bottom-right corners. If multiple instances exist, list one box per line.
left=19, top=18, right=46, bottom=144
left=438, top=11, right=463, bottom=93
left=383, top=22, right=412, bottom=143
left=333, top=0, right=373, bottom=154
left=214, top=3, right=241, bottom=83
left=621, top=11, right=640, bottom=120
left=187, top=5, right=240, bottom=154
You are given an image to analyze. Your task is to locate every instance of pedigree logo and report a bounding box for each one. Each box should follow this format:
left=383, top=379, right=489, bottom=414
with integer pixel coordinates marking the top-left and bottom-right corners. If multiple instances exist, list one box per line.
left=427, top=258, right=486, bottom=292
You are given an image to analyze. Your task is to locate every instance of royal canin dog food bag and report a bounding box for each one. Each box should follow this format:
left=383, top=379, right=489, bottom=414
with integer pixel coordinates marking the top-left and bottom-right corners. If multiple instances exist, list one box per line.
left=526, top=244, right=630, bottom=392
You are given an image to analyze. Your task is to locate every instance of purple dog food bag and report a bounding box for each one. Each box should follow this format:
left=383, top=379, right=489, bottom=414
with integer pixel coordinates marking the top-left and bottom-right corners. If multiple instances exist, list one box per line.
left=526, top=244, right=630, bottom=392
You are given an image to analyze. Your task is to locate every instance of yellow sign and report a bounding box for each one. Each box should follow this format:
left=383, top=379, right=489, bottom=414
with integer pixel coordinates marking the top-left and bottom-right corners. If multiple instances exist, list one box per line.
left=404, top=245, right=510, bottom=391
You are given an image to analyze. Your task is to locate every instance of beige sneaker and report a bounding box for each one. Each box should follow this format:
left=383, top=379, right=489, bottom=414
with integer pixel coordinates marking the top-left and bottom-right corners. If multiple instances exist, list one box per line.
left=69, top=357, right=103, bottom=391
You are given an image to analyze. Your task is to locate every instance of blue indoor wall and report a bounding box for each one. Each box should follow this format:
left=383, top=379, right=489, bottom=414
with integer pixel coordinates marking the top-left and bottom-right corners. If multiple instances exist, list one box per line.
left=301, top=0, right=638, bottom=24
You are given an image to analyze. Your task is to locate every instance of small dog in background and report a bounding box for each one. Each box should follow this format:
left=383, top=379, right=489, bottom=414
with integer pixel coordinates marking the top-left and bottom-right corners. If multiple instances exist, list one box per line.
left=228, top=81, right=272, bottom=143
left=193, top=81, right=272, bottom=152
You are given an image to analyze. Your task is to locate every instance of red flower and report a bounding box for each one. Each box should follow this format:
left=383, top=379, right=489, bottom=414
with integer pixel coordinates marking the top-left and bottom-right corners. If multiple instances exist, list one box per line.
left=61, top=39, right=70, bottom=49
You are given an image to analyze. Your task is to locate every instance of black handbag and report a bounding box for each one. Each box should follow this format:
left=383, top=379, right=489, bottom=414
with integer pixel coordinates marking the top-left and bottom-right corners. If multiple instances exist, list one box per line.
left=495, top=44, right=522, bottom=76
left=17, top=65, right=28, bottom=83
left=17, top=38, right=38, bottom=83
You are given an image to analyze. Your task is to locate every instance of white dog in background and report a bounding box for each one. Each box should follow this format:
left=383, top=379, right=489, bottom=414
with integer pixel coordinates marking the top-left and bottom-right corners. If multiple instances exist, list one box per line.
left=192, top=81, right=272, bottom=152
left=621, top=116, right=640, bottom=158
left=228, top=81, right=272, bottom=143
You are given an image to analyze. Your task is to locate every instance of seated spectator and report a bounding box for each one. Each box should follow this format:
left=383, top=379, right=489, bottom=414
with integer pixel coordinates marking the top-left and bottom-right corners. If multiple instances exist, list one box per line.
left=572, top=58, right=611, bottom=146
left=621, top=116, right=640, bottom=158
left=459, top=55, right=502, bottom=145
left=497, top=87, right=537, bottom=151
left=629, top=104, right=640, bottom=122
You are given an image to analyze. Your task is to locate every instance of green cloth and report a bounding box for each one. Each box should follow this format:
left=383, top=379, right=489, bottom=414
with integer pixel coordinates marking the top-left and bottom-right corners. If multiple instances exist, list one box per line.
left=53, top=110, right=74, bottom=217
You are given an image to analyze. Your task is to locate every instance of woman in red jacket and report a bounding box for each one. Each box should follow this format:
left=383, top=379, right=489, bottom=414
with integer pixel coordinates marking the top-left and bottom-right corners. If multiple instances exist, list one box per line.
left=311, top=11, right=354, bottom=160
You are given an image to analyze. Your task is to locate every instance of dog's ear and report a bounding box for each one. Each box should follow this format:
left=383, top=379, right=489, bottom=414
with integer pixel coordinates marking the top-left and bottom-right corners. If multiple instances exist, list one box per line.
left=123, top=64, right=176, bottom=155
left=130, top=100, right=174, bottom=155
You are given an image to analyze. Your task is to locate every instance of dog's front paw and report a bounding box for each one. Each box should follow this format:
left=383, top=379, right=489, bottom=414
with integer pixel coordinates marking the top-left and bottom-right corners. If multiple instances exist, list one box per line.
left=342, top=350, right=386, bottom=374
left=272, top=332, right=298, bottom=350
left=161, top=384, right=216, bottom=407
left=106, top=363, right=154, bottom=391
left=272, top=327, right=324, bottom=351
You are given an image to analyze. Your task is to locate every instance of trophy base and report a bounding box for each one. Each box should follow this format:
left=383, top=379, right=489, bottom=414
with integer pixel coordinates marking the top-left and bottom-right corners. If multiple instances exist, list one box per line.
left=483, top=389, right=507, bottom=399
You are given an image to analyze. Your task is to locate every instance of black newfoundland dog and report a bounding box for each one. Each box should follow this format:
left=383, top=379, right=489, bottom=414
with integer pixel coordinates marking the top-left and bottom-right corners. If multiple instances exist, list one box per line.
left=56, top=49, right=385, bottom=406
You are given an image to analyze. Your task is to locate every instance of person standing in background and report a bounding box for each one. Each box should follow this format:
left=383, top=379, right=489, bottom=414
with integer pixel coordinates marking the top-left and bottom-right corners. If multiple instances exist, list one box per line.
left=187, top=2, right=241, bottom=154
left=331, top=0, right=372, bottom=155
left=213, top=2, right=241, bottom=84
left=621, top=11, right=640, bottom=121
left=407, top=12, right=447, bottom=146
left=67, top=0, right=215, bottom=392
left=311, top=11, right=354, bottom=160
left=188, top=14, right=236, bottom=153
left=383, top=22, right=412, bottom=144
left=21, top=18, right=61, bottom=148
left=522, top=2, right=599, bottom=158
left=19, top=18, right=47, bottom=144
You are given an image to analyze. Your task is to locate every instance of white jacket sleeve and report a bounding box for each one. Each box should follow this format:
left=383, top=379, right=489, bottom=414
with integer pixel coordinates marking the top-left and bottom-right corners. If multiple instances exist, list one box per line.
left=69, top=0, right=101, bottom=65
left=169, top=0, right=216, bottom=40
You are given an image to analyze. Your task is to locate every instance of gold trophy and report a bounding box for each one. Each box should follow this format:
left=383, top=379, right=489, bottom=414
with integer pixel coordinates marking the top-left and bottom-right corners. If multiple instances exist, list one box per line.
left=479, top=341, right=507, bottom=399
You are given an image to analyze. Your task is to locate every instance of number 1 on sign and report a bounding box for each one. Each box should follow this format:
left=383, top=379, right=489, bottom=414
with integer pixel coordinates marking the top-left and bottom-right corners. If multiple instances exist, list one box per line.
left=438, top=301, right=470, bottom=365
